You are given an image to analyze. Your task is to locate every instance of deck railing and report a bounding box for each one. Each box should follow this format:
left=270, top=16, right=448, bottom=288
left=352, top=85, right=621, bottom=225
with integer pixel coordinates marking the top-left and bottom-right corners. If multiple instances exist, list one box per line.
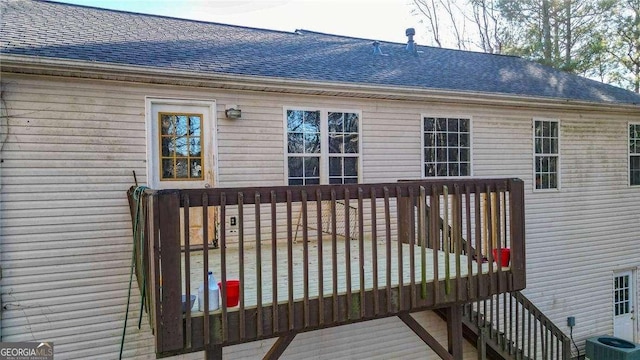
left=128, top=178, right=526, bottom=357
left=464, top=291, right=571, bottom=360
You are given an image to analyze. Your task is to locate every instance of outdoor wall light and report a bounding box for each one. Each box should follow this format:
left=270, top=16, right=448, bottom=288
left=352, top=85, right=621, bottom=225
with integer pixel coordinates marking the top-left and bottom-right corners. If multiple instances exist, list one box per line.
left=225, top=105, right=241, bottom=119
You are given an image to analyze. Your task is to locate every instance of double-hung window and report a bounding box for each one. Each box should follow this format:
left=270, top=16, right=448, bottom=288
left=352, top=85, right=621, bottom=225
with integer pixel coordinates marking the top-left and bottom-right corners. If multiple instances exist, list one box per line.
left=286, top=109, right=360, bottom=185
left=422, top=116, right=471, bottom=177
left=533, top=119, right=559, bottom=190
left=630, top=123, right=640, bottom=186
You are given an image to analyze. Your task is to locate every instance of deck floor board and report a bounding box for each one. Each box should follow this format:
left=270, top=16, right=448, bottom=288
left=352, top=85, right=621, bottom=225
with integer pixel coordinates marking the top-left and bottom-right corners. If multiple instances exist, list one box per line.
left=181, top=238, right=498, bottom=313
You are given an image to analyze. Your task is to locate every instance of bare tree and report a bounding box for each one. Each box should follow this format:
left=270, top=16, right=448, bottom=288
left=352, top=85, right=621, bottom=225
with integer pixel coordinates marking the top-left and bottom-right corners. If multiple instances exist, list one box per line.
left=410, top=0, right=639, bottom=92
left=413, top=0, right=444, bottom=47
left=469, top=0, right=504, bottom=53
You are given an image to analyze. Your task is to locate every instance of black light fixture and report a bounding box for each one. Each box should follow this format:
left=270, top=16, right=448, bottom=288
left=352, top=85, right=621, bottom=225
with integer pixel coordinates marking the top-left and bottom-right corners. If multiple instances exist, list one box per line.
left=225, top=105, right=241, bottom=119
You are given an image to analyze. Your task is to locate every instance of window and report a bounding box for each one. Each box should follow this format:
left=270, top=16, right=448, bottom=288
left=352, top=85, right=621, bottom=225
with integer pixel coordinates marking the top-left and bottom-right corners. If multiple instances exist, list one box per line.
left=286, top=109, right=360, bottom=185
left=159, top=112, right=204, bottom=180
left=422, top=117, right=471, bottom=177
left=534, top=119, right=559, bottom=190
left=146, top=99, right=214, bottom=190
left=630, top=123, right=640, bottom=186
left=614, top=273, right=631, bottom=317
left=328, top=112, right=359, bottom=184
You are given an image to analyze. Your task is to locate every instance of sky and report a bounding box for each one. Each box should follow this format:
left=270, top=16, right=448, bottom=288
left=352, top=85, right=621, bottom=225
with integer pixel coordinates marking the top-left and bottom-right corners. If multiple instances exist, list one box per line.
left=55, top=0, right=423, bottom=45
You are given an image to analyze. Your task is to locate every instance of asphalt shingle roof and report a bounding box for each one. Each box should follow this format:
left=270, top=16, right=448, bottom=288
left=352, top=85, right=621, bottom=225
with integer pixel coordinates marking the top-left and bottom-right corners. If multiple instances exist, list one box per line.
left=2, top=0, right=640, bottom=105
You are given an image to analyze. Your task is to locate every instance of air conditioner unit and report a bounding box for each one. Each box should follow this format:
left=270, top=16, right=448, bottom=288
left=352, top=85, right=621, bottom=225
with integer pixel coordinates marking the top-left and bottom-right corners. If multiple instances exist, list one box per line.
left=585, top=336, right=640, bottom=360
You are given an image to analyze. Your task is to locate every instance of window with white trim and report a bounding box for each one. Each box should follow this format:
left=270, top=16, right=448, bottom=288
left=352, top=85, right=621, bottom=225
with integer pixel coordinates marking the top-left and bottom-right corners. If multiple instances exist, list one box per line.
left=534, top=119, right=559, bottom=190
left=286, top=109, right=360, bottom=185
left=630, top=123, right=640, bottom=186
left=422, top=117, right=471, bottom=177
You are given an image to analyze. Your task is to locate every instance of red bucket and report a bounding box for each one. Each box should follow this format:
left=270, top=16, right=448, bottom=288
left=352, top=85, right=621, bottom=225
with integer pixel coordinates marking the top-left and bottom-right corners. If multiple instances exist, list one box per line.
left=492, top=248, right=511, bottom=267
left=218, top=280, right=240, bottom=307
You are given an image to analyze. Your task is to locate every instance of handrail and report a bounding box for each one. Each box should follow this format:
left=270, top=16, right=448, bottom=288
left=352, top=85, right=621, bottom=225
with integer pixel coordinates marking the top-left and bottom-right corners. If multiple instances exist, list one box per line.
left=463, top=290, right=572, bottom=360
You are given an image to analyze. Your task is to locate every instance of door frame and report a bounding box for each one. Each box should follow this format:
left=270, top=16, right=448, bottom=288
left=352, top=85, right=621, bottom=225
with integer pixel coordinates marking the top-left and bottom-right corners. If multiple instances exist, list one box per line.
left=613, top=268, right=637, bottom=342
left=145, top=97, right=218, bottom=189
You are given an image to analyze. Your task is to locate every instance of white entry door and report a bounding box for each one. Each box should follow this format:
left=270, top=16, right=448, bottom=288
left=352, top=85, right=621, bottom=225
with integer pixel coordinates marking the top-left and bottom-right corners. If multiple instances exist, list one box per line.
left=613, top=270, right=636, bottom=341
left=147, top=99, right=216, bottom=189
left=147, top=99, right=217, bottom=247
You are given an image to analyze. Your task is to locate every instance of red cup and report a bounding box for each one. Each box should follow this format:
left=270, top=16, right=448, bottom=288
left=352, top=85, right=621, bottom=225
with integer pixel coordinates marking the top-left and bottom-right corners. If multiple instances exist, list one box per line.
left=218, top=280, right=240, bottom=307
left=492, top=248, right=511, bottom=267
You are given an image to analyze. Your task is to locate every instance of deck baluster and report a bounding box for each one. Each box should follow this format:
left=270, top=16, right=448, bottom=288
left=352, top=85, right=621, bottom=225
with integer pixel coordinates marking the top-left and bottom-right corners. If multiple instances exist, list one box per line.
left=238, top=193, right=246, bottom=339
left=430, top=185, right=439, bottom=302
left=464, top=186, right=473, bottom=297
left=396, top=186, right=404, bottom=311
left=286, top=190, right=294, bottom=330
left=253, top=192, right=262, bottom=337
left=408, top=186, right=416, bottom=308
left=301, top=190, right=310, bottom=327
left=357, top=188, right=365, bottom=318
left=443, top=186, right=451, bottom=296
left=220, top=193, right=228, bottom=342
left=453, top=184, right=463, bottom=301
left=202, top=193, right=210, bottom=346
left=183, top=195, right=192, bottom=349
left=270, top=191, right=278, bottom=334
left=344, top=189, right=352, bottom=319
left=330, top=189, right=338, bottom=322
left=419, top=186, right=427, bottom=300
left=370, top=188, right=379, bottom=316
left=316, top=189, right=324, bottom=326
left=383, top=187, right=392, bottom=313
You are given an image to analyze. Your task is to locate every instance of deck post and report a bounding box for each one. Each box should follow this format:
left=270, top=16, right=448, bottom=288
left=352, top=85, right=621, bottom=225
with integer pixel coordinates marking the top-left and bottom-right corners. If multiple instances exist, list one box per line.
left=477, top=327, right=487, bottom=360
left=446, top=305, right=463, bottom=360
left=508, top=178, right=526, bottom=290
left=156, top=190, right=184, bottom=353
left=563, top=338, right=572, bottom=360
left=204, top=345, right=222, bottom=360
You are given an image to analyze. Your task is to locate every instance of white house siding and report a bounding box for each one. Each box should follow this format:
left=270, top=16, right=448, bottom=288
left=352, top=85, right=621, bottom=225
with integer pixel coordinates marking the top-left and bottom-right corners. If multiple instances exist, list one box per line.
left=0, top=74, right=468, bottom=359
left=0, top=72, right=638, bottom=359
left=472, top=110, right=640, bottom=349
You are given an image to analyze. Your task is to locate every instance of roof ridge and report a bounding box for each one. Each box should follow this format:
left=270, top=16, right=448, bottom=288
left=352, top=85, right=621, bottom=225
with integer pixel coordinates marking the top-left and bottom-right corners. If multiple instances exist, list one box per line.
left=42, top=1, right=520, bottom=60
left=294, top=28, right=522, bottom=60
left=41, top=0, right=300, bottom=37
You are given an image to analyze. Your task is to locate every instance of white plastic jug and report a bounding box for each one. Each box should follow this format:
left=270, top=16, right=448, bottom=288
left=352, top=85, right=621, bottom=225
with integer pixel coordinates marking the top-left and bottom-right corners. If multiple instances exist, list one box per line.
left=198, top=271, right=220, bottom=311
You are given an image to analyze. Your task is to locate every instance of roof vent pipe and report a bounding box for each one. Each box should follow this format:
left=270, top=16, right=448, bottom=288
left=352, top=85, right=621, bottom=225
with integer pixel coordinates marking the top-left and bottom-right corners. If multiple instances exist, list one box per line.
left=405, top=28, right=417, bottom=53
left=372, top=41, right=383, bottom=55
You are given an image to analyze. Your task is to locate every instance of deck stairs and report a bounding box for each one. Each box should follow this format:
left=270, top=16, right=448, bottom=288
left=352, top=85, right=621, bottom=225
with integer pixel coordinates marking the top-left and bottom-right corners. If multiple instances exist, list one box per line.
left=428, top=196, right=572, bottom=360
left=437, top=290, right=572, bottom=360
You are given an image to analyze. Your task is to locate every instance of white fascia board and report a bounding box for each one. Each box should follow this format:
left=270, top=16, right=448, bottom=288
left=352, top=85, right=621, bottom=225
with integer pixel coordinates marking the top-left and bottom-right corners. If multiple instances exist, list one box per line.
left=2, top=53, right=640, bottom=114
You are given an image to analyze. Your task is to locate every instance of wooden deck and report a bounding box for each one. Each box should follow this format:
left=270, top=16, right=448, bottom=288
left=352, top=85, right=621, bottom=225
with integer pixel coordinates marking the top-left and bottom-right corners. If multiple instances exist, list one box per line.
left=182, top=238, right=500, bottom=312
left=129, top=178, right=526, bottom=357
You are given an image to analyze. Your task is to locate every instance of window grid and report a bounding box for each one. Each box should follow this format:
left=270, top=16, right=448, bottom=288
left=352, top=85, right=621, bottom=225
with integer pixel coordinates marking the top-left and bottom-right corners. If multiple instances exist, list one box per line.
left=614, top=274, right=631, bottom=316
left=286, top=109, right=360, bottom=185
left=328, top=112, right=359, bottom=184
left=422, top=117, right=471, bottom=177
left=287, top=110, right=321, bottom=185
left=159, top=112, right=204, bottom=181
left=534, top=120, right=559, bottom=190
left=630, top=123, right=640, bottom=186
